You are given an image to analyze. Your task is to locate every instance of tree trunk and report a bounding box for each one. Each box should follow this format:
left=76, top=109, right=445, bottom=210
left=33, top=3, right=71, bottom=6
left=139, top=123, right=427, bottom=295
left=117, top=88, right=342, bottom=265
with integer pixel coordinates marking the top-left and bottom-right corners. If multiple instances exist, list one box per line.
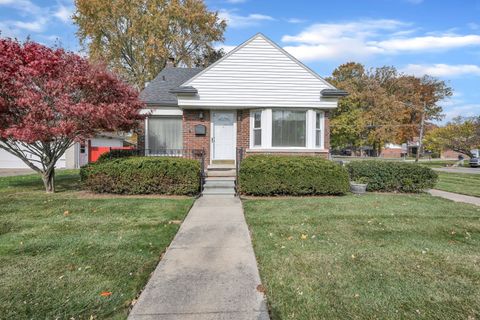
left=42, top=169, right=55, bottom=193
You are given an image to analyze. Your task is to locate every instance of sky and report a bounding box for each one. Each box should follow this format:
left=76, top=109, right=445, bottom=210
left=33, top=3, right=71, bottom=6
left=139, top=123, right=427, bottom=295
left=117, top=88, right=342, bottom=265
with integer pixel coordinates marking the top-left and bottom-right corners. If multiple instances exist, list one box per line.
left=0, top=0, right=479, bottom=123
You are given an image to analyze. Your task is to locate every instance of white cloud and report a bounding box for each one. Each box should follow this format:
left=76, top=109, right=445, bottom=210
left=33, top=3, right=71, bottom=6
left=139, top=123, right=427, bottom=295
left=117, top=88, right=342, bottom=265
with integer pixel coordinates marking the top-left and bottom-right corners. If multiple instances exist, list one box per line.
left=219, top=9, right=274, bottom=28
left=286, top=18, right=306, bottom=24
left=12, top=17, right=48, bottom=32
left=401, top=64, right=480, bottom=77
left=372, top=35, right=480, bottom=52
left=281, top=19, right=480, bottom=62
left=281, top=19, right=406, bottom=61
left=443, top=104, right=480, bottom=122
left=0, top=0, right=40, bottom=14
left=54, top=5, right=74, bottom=23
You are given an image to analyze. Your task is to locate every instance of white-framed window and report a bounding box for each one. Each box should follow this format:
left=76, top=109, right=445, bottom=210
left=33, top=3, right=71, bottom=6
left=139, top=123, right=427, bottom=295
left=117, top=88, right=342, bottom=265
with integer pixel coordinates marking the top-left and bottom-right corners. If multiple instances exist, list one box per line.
left=272, top=110, right=306, bottom=147
left=252, top=110, right=262, bottom=147
left=147, top=117, right=183, bottom=151
left=250, top=109, right=325, bottom=150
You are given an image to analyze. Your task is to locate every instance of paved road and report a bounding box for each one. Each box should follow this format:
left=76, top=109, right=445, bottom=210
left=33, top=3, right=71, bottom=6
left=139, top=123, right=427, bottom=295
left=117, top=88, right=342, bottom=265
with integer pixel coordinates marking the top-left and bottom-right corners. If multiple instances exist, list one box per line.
left=0, top=169, right=35, bottom=177
left=428, top=189, right=480, bottom=206
left=128, top=196, right=269, bottom=320
left=433, top=167, right=480, bottom=174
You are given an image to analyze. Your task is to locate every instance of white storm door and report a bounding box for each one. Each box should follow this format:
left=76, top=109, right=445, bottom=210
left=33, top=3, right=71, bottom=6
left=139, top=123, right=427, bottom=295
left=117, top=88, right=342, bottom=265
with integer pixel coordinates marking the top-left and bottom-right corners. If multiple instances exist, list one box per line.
left=212, top=111, right=235, bottom=160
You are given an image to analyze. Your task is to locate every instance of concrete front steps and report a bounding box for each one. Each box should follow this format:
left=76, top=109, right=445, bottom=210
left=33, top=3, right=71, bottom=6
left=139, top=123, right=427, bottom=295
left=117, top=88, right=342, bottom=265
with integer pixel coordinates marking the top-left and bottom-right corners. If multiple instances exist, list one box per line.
left=203, top=164, right=236, bottom=196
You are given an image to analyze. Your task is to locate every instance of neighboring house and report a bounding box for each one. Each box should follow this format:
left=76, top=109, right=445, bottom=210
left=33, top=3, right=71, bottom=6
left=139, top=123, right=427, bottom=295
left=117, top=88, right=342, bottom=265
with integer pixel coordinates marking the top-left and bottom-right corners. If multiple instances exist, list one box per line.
left=139, top=33, right=346, bottom=165
left=0, top=134, right=127, bottom=169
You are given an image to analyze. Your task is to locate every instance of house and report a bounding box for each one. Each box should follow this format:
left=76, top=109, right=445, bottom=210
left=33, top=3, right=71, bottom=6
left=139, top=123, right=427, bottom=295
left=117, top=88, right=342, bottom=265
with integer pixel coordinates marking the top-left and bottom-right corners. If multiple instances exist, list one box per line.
left=139, top=33, right=346, bottom=166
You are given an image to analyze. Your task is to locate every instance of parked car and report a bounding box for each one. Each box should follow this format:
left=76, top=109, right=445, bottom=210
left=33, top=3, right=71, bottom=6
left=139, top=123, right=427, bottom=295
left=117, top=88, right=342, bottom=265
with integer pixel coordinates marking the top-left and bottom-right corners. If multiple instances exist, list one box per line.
left=469, top=158, right=479, bottom=167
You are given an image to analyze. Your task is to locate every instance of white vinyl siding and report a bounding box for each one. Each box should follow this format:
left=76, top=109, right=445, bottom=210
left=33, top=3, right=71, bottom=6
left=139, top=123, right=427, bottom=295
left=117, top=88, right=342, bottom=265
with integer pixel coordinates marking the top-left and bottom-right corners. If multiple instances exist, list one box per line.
left=177, top=34, right=337, bottom=109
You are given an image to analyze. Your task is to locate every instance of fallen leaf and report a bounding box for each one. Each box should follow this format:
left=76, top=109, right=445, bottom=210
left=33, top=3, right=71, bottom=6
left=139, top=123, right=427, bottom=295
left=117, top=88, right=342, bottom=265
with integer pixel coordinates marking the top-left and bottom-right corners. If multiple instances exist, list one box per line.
left=63, top=210, right=70, bottom=217
left=300, top=234, right=308, bottom=240
left=100, top=291, right=112, bottom=297
left=256, top=284, right=266, bottom=293
left=287, top=236, right=293, bottom=240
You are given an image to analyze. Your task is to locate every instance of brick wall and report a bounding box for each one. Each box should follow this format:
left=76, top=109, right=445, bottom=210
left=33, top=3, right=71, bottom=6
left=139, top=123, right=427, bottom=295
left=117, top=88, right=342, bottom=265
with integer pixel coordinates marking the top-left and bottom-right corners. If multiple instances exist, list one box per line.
left=183, top=110, right=210, bottom=166
left=324, top=111, right=330, bottom=150
left=237, top=109, right=250, bottom=150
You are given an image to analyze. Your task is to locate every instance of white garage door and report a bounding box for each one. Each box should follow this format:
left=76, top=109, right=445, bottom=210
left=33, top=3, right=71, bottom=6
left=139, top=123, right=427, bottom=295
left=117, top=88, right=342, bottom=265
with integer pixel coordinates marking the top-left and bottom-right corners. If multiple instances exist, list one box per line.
left=0, top=148, right=66, bottom=169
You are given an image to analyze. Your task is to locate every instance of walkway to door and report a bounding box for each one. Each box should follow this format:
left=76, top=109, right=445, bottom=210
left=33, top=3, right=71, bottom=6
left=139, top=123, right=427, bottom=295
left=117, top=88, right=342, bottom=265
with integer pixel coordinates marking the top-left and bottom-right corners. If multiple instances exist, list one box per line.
left=128, top=196, right=269, bottom=320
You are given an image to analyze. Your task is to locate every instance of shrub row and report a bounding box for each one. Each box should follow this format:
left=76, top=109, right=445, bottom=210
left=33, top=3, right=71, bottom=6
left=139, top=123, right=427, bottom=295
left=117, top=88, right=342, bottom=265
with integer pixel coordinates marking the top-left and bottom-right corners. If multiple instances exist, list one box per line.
left=238, top=155, right=350, bottom=196
left=346, top=160, right=438, bottom=193
left=80, top=157, right=200, bottom=195
left=96, top=149, right=142, bottom=162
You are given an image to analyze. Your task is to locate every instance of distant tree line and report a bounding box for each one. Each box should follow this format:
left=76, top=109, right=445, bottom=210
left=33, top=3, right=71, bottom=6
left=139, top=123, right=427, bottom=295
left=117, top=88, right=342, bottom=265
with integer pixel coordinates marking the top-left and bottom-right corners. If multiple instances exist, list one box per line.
left=327, top=62, right=453, bottom=155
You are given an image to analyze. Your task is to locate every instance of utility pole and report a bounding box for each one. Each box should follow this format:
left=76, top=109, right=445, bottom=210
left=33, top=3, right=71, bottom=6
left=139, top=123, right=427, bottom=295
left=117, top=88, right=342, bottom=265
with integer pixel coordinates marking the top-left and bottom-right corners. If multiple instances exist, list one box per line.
left=415, top=100, right=426, bottom=163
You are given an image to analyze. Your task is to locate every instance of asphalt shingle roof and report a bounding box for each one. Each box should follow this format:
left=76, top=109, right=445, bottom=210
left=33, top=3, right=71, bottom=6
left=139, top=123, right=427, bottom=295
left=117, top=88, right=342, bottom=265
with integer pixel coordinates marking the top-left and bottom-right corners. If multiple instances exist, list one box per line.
left=139, top=67, right=203, bottom=105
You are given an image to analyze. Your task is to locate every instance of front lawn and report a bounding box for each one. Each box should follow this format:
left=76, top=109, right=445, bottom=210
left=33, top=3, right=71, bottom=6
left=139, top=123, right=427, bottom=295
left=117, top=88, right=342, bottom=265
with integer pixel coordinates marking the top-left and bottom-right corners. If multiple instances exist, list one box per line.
left=435, top=171, right=480, bottom=197
left=244, top=194, right=480, bottom=319
left=0, top=171, right=193, bottom=319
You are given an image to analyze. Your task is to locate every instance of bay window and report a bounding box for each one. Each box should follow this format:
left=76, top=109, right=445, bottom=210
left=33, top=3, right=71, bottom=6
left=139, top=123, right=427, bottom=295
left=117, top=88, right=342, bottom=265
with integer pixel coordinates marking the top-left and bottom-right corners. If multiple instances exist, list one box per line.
left=315, top=111, right=322, bottom=148
left=252, top=110, right=262, bottom=146
left=250, top=109, right=324, bottom=149
left=272, top=110, right=306, bottom=147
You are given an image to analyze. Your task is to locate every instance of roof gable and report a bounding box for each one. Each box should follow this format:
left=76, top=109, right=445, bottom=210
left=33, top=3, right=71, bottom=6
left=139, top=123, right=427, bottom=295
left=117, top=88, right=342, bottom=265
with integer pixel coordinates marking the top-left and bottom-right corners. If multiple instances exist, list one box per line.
left=182, top=33, right=334, bottom=89
left=176, top=33, right=338, bottom=109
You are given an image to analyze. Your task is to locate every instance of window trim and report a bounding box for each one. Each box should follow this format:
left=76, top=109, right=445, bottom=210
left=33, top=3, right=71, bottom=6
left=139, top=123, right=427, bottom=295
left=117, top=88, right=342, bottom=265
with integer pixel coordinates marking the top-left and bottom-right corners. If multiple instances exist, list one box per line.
left=145, top=115, right=183, bottom=152
left=252, top=110, right=262, bottom=147
left=249, top=108, right=325, bottom=150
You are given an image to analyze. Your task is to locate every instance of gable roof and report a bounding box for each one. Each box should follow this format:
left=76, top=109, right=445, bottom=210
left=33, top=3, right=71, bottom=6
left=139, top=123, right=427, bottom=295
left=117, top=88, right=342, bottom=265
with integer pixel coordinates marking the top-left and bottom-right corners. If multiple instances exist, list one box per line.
left=181, top=33, right=335, bottom=90
left=140, top=67, right=203, bottom=105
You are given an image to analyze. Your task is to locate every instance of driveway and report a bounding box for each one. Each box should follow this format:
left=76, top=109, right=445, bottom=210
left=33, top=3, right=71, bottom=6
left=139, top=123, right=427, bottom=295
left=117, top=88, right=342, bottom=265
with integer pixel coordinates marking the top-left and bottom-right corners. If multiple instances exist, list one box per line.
left=433, top=167, right=480, bottom=174
left=0, top=168, right=35, bottom=177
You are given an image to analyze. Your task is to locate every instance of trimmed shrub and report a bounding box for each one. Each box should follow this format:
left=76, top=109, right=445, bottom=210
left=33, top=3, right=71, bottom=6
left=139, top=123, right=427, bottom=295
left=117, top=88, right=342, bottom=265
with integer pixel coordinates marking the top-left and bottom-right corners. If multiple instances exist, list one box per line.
left=238, top=155, right=350, bottom=196
left=96, top=149, right=141, bottom=162
left=346, top=160, right=438, bottom=193
left=80, top=157, right=200, bottom=195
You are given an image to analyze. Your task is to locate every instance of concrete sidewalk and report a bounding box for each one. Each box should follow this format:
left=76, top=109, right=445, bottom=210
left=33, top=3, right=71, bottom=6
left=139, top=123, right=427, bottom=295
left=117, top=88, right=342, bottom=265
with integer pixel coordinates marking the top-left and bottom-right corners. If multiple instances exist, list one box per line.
left=428, top=189, right=480, bottom=206
left=128, top=196, right=269, bottom=320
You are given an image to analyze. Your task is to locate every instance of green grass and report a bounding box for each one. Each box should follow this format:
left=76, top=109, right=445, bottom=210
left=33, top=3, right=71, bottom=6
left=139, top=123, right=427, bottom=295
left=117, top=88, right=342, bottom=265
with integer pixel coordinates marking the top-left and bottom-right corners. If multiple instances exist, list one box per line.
left=417, top=160, right=458, bottom=168
left=436, top=171, right=480, bottom=197
left=0, top=170, right=194, bottom=319
left=244, top=194, right=480, bottom=320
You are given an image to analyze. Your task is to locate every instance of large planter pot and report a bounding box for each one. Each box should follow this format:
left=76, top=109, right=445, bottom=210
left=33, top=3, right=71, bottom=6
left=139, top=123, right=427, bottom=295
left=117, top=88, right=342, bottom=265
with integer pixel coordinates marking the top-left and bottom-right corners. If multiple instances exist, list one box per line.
left=350, top=183, right=368, bottom=194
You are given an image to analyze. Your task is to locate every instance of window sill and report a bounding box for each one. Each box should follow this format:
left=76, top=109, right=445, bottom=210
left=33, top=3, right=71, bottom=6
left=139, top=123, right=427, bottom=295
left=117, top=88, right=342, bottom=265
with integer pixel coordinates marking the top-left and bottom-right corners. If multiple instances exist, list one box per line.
left=246, top=148, right=328, bottom=153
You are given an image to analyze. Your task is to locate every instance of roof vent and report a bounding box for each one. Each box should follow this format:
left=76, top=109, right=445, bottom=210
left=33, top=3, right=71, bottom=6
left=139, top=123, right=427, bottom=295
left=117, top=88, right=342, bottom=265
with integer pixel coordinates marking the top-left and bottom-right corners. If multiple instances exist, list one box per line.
left=162, top=75, right=166, bottom=81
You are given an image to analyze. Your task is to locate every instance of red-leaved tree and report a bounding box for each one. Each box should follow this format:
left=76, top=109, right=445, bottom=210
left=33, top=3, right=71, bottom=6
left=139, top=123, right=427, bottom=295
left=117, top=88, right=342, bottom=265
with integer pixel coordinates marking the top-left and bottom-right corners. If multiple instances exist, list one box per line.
left=0, top=38, right=144, bottom=192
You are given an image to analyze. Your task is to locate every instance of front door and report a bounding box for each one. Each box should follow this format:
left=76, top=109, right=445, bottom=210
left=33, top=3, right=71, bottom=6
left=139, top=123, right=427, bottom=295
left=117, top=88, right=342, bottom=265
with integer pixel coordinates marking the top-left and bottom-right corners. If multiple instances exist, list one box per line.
left=212, top=111, right=235, bottom=161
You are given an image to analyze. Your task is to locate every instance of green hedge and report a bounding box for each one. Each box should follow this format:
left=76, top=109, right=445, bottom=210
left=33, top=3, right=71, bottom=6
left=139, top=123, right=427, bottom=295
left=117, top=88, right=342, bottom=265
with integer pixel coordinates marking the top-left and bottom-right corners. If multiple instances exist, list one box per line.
left=96, top=149, right=141, bottom=162
left=346, top=161, right=438, bottom=193
left=238, top=155, right=350, bottom=196
left=80, top=157, right=200, bottom=195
